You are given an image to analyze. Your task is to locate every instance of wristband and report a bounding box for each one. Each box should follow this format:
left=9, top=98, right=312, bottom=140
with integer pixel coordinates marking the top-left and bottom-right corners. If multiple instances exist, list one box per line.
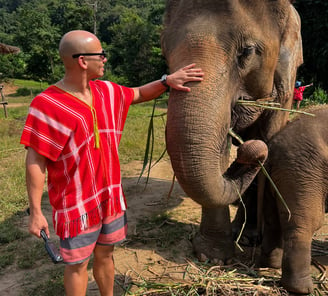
left=160, top=74, right=168, bottom=87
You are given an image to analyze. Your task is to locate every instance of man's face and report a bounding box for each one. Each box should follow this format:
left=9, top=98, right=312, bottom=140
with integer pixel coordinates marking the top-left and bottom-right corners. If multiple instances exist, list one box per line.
left=71, top=40, right=108, bottom=79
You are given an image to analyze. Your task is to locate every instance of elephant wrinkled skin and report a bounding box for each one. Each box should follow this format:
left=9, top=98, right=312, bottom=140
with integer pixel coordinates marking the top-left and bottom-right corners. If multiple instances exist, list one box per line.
left=161, top=0, right=303, bottom=262
left=258, top=106, right=328, bottom=294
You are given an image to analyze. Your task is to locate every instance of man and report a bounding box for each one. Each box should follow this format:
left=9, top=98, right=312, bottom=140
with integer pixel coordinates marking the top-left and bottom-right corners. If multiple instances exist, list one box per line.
left=293, top=80, right=313, bottom=110
left=20, top=30, right=204, bottom=296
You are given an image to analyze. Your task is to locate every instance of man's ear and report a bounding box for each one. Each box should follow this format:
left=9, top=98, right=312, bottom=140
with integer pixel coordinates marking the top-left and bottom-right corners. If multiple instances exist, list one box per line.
left=77, top=56, right=88, bottom=70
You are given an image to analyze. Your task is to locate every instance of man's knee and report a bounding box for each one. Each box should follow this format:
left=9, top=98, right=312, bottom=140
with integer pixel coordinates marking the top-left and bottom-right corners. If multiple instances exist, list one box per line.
left=65, top=259, right=89, bottom=274
left=94, top=244, right=114, bottom=261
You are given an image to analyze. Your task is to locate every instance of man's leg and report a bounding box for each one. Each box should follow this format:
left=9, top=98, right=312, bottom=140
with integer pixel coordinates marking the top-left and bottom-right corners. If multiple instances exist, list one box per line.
left=64, top=259, right=90, bottom=296
left=93, top=244, right=115, bottom=296
left=92, top=211, right=127, bottom=296
left=60, top=222, right=102, bottom=296
left=296, top=100, right=301, bottom=110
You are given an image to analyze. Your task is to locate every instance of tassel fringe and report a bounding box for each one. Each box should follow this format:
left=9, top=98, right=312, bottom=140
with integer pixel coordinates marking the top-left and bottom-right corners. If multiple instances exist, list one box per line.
left=55, top=198, right=123, bottom=239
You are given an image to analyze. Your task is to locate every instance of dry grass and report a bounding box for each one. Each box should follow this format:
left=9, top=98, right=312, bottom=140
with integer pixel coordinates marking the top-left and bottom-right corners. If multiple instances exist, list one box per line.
left=116, top=259, right=290, bottom=295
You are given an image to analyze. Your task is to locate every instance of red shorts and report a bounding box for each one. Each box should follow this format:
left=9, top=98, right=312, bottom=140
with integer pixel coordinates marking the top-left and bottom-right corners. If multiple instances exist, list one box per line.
left=59, top=211, right=127, bottom=264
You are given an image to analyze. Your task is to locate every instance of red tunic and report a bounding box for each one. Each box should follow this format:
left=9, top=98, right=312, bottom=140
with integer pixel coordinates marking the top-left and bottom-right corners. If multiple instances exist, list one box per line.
left=293, top=86, right=306, bottom=101
left=21, top=80, right=134, bottom=239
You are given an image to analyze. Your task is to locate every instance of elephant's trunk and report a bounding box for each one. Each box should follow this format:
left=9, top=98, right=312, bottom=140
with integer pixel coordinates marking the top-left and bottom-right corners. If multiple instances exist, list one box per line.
left=166, top=82, right=267, bottom=208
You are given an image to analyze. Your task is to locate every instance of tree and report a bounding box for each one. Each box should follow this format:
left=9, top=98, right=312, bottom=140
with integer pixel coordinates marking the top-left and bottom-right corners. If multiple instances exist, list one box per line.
left=107, top=3, right=166, bottom=85
left=49, top=0, right=94, bottom=34
left=14, top=1, right=61, bottom=81
left=0, top=0, right=168, bottom=85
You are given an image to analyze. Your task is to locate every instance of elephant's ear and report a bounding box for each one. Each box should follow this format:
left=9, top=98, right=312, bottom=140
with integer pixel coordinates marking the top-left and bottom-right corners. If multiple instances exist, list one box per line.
left=260, top=4, right=303, bottom=141
left=274, top=4, right=303, bottom=106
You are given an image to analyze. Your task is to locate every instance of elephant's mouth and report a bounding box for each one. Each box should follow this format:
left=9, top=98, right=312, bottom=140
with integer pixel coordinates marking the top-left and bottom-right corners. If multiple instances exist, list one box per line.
left=238, top=94, right=275, bottom=103
left=238, top=95, right=254, bottom=102
left=231, top=91, right=276, bottom=135
left=236, top=85, right=277, bottom=103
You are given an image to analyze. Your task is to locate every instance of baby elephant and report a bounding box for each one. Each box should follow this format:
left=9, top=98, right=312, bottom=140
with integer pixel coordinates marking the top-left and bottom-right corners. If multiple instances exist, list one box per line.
left=258, top=105, right=328, bottom=294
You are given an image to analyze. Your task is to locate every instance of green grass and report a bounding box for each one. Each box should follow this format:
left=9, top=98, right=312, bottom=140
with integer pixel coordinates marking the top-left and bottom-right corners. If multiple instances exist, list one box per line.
left=0, top=119, right=27, bottom=221
left=10, top=78, right=49, bottom=90
left=120, top=99, right=167, bottom=164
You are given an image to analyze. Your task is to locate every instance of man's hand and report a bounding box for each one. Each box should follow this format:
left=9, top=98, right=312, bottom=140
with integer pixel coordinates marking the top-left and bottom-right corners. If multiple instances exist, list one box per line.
left=167, top=63, right=204, bottom=92
left=28, top=211, right=49, bottom=238
left=132, top=63, right=204, bottom=104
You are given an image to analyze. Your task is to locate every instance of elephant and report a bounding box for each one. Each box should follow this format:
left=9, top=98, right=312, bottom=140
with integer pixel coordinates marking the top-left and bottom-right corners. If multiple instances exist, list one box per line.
left=257, top=105, right=328, bottom=294
left=161, top=0, right=303, bottom=263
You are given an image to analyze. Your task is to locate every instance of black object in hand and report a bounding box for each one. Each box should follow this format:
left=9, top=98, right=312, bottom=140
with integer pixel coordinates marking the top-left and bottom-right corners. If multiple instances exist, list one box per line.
left=26, top=208, right=63, bottom=264
left=40, top=229, right=63, bottom=264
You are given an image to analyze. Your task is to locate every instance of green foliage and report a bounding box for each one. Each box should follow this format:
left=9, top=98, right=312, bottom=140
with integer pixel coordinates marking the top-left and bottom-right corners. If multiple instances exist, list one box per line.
left=101, top=0, right=164, bottom=85
left=1, top=0, right=327, bottom=90
left=15, top=87, right=32, bottom=96
left=2, top=0, right=325, bottom=91
left=304, top=87, right=328, bottom=106
left=14, top=1, right=61, bottom=81
left=14, top=87, right=42, bottom=97
left=0, top=0, right=167, bottom=86
left=0, top=0, right=25, bottom=12
left=48, top=0, right=94, bottom=34
left=0, top=54, right=26, bottom=79
left=0, top=7, right=17, bottom=37
left=107, top=3, right=166, bottom=85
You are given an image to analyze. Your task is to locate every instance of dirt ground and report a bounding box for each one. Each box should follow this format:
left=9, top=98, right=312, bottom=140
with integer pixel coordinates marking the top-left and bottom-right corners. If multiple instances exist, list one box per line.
left=1, top=82, right=17, bottom=95
left=0, top=82, right=27, bottom=109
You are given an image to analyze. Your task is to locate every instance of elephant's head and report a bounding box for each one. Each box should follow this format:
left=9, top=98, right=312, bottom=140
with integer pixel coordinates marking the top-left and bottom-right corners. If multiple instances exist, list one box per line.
left=161, top=0, right=302, bottom=207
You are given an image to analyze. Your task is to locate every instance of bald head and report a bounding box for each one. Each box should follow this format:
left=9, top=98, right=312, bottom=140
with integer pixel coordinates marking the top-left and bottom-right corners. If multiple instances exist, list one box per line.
left=59, top=30, right=102, bottom=63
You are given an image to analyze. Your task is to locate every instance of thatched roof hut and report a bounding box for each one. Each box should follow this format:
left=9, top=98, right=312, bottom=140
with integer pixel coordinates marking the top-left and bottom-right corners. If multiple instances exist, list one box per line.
left=0, top=43, right=20, bottom=54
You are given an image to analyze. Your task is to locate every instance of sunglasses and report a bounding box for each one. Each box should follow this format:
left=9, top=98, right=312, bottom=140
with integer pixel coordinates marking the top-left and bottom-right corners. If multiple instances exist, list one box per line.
left=72, top=50, right=106, bottom=59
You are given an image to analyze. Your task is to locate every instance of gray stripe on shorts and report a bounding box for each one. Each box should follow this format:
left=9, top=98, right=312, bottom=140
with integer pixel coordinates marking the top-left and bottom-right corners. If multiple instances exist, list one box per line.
left=101, top=212, right=127, bottom=234
left=60, top=212, right=127, bottom=249
left=60, top=228, right=100, bottom=249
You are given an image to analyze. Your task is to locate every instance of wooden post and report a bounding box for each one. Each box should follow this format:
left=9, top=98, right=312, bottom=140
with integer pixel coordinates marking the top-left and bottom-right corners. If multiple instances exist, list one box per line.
left=0, top=85, right=8, bottom=118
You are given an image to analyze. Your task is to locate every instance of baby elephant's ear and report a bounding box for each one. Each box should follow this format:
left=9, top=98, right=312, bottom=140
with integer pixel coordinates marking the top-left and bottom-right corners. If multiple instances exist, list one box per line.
left=274, top=4, right=303, bottom=106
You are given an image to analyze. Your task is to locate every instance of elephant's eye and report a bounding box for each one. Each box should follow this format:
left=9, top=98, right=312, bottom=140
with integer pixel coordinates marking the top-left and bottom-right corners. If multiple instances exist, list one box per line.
left=243, top=46, right=254, bottom=56
left=237, top=46, right=255, bottom=68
